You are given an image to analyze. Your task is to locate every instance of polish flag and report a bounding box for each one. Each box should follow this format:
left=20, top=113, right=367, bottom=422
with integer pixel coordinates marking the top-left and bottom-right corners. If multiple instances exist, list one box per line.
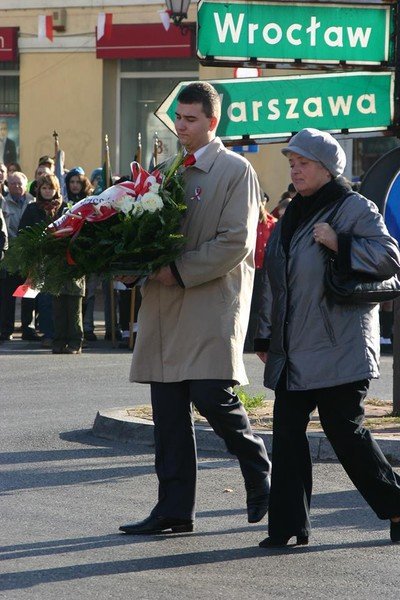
left=159, top=10, right=171, bottom=32
left=97, top=13, right=113, bottom=41
left=38, top=15, right=53, bottom=42
left=13, top=284, right=40, bottom=299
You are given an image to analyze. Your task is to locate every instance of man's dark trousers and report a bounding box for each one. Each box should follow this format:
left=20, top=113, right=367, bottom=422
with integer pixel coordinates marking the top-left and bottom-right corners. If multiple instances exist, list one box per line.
left=0, top=272, right=34, bottom=336
left=150, top=379, right=271, bottom=520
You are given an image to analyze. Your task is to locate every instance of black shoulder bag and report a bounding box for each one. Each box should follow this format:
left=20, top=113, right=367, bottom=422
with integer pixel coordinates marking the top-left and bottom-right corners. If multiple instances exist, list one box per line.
left=324, top=193, right=400, bottom=305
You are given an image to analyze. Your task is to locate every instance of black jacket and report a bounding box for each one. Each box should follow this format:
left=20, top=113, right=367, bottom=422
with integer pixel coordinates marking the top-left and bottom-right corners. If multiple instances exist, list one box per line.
left=19, top=201, right=66, bottom=230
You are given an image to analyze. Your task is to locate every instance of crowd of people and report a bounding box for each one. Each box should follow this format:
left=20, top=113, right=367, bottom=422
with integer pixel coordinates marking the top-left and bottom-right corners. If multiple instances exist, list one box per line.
left=0, top=157, right=135, bottom=353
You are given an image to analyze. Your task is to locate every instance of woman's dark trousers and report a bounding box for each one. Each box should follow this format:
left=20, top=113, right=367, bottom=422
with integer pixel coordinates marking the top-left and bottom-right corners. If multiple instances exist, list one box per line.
left=269, top=378, right=400, bottom=539
left=150, top=380, right=271, bottom=521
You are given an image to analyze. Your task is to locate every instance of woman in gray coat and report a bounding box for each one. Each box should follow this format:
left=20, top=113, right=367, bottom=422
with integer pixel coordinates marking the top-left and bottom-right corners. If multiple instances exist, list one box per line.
left=256, top=128, right=400, bottom=547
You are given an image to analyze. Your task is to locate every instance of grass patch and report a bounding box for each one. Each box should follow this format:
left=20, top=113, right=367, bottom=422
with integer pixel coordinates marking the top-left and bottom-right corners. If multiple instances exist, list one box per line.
left=235, top=386, right=265, bottom=411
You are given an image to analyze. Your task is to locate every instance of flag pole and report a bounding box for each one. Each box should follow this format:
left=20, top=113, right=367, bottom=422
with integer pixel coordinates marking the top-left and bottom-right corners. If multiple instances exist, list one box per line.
left=104, top=134, right=111, bottom=188
left=104, top=133, right=117, bottom=348
left=53, top=130, right=59, bottom=159
left=128, top=131, right=142, bottom=351
left=153, top=132, right=159, bottom=167
left=136, top=132, right=142, bottom=166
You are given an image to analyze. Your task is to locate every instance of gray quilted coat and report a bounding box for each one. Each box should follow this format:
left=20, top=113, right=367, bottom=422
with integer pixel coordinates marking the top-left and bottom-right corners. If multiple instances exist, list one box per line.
left=257, top=192, right=400, bottom=391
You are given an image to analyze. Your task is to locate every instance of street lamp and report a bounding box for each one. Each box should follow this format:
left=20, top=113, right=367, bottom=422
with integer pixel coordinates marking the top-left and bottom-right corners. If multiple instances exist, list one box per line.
left=165, top=0, right=192, bottom=27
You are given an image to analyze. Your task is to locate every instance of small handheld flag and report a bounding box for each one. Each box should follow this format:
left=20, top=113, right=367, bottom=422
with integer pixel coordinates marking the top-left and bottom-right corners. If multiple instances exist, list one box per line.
left=13, top=284, right=39, bottom=299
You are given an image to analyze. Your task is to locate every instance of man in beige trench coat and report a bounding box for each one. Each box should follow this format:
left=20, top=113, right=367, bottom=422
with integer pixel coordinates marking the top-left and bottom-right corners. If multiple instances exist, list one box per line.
left=119, top=82, right=271, bottom=535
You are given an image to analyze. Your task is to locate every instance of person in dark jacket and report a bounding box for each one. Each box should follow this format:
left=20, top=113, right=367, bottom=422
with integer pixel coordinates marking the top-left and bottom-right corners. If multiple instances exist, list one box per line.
left=20, top=173, right=65, bottom=347
left=255, top=128, right=400, bottom=547
left=0, top=171, right=34, bottom=340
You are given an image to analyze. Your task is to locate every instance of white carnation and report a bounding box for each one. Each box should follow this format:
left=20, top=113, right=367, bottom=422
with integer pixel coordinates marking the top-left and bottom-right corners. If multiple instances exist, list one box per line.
left=113, top=194, right=135, bottom=215
left=149, top=182, right=160, bottom=193
left=140, top=192, right=164, bottom=213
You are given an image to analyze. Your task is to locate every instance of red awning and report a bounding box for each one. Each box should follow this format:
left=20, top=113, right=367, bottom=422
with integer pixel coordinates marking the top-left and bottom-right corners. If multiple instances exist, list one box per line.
left=96, top=23, right=195, bottom=59
left=0, top=27, right=19, bottom=62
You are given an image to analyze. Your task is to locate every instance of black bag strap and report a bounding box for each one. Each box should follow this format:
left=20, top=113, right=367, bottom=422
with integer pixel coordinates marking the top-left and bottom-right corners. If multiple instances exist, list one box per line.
left=325, top=190, right=354, bottom=227
left=323, top=191, right=355, bottom=265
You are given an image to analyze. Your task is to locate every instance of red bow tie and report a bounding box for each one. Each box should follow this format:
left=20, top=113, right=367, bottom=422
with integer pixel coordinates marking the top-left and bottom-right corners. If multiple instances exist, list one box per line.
left=183, top=154, right=196, bottom=167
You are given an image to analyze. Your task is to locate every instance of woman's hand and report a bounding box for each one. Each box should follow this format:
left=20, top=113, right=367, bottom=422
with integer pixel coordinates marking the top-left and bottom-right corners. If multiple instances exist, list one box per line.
left=256, top=351, right=268, bottom=364
left=313, top=222, right=338, bottom=252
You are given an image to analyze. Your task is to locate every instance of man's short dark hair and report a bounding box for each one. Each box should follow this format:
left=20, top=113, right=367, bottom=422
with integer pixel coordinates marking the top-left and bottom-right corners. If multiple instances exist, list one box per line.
left=177, top=81, right=221, bottom=120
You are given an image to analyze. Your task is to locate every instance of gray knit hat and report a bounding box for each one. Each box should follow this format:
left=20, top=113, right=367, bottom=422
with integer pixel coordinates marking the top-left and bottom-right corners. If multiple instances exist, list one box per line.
left=281, top=128, right=346, bottom=177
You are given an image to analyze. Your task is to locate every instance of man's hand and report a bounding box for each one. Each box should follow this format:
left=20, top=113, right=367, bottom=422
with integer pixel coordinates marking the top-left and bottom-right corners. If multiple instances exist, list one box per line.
left=256, top=351, right=268, bottom=364
left=149, top=266, right=178, bottom=287
left=115, top=275, right=139, bottom=285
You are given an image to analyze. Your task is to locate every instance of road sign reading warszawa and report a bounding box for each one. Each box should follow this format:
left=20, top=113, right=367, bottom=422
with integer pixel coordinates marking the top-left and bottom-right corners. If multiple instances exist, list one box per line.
left=155, top=72, right=394, bottom=142
left=197, top=0, right=395, bottom=66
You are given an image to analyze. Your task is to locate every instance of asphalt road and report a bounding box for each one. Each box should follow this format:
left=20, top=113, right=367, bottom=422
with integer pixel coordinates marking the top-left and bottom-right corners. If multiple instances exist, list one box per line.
left=1, top=340, right=399, bottom=599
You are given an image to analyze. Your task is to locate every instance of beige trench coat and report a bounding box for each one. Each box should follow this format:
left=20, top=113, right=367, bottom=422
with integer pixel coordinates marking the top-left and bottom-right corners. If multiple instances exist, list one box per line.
left=129, top=137, right=260, bottom=384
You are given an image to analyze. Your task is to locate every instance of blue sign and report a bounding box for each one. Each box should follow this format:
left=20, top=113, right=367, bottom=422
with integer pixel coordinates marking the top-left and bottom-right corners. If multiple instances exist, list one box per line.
left=384, top=171, right=400, bottom=243
left=232, top=145, right=259, bottom=153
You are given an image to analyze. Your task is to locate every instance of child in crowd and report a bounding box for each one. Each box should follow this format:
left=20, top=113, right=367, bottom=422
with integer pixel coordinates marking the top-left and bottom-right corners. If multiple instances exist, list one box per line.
left=49, top=168, right=90, bottom=353
left=19, top=174, right=65, bottom=348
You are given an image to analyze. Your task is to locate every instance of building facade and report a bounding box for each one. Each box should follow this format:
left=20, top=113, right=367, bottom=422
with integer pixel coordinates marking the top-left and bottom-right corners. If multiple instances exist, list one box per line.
left=0, top=0, right=398, bottom=204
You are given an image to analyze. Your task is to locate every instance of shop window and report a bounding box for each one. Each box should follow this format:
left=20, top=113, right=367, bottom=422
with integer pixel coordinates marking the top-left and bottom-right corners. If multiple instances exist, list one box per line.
left=119, top=58, right=198, bottom=175
left=0, top=62, right=19, bottom=166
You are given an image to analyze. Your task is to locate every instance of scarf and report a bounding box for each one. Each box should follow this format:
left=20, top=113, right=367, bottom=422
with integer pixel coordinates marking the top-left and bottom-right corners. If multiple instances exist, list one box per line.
left=280, top=176, right=351, bottom=254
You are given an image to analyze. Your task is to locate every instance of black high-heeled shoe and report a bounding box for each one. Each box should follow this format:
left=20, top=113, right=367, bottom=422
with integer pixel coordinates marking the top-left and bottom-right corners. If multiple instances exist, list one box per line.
left=259, top=535, right=309, bottom=548
left=390, top=520, right=400, bottom=543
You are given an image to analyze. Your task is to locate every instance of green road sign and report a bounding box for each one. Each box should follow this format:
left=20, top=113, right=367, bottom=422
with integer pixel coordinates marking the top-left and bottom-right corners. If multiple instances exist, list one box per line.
left=197, top=1, right=395, bottom=66
left=155, top=72, right=394, bottom=142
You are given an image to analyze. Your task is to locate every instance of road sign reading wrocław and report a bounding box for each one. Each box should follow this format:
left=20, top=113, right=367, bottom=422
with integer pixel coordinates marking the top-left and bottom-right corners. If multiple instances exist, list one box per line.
left=155, top=72, right=394, bottom=142
left=197, top=0, right=395, bottom=66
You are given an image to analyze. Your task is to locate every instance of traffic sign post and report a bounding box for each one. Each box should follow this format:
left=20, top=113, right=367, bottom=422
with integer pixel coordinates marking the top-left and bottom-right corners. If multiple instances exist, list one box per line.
left=155, top=71, right=394, bottom=143
left=197, top=0, right=395, bottom=68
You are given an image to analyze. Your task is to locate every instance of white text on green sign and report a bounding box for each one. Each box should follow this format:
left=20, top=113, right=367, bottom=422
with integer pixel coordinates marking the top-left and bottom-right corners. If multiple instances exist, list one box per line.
left=155, top=72, right=394, bottom=141
left=197, top=1, right=394, bottom=65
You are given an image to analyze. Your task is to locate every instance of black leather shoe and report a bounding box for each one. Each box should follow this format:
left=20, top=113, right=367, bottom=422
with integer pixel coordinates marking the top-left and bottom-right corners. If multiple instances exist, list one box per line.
left=22, top=331, right=41, bottom=341
left=84, top=331, right=97, bottom=341
left=259, top=535, right=309, bottom=548
left=390, top=519, right=400, bottom=543
left=0, top=333, right=13, bottom=341
left=246, top=478, right=270, bottom=523
left=119, top=515, right=194, bottom=535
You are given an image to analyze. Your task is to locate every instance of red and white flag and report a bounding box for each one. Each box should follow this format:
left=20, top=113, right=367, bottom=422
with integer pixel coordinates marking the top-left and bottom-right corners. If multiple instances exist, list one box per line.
left=38, top=15, right=53, bottom=42
left=97, top=13, right=113, bottom=41
left=13, top=284, right=39, bottom=299
left=159, top=10, right=171, bottom=32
